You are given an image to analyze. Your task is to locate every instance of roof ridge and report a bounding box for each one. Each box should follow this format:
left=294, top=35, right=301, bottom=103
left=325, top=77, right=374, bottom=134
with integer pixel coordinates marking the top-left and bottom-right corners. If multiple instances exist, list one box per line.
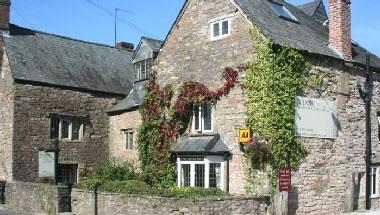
left=9, top=24, right=134, bottom=53
left=141, top=36, right=164, bottom=43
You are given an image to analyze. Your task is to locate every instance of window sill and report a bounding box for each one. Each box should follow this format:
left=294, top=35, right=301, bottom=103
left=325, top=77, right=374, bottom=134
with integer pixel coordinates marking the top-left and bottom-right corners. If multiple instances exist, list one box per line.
left=370, top=195, right=380, bottom=199
left=190, top=132, right=216, bottom=137
left=210, top=35, right=230, bottom=41
left=51, top=139, right=83, bottom=143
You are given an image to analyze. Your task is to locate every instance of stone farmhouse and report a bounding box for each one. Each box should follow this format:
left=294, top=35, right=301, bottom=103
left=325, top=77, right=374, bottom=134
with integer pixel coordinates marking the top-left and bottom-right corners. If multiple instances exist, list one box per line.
left=1, top=0, right=380, bottom=214
left=111, top=0, right=380, bottom=214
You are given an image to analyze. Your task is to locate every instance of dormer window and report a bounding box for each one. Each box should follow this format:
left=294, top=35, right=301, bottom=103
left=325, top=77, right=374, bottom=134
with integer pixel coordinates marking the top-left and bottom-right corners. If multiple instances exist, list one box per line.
left=134, top=58, right=153, bottom=81
left=192, top=103, right=213, bottom=133
left=270, top=1, right=298, bottom=23
left=210, top=18, right=231, bottom=40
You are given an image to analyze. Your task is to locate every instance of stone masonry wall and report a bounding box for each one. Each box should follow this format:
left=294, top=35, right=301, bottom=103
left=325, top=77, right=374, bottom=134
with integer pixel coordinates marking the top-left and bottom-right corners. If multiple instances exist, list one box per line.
left=288, top=60, right=380, bottom=214
left=4, top=181, right=71, bottom=215
left=0, top=46, right=14, bottom=181
left=109, top=110, right=141, bottom=163
left=71, top=189, right=270, bottom=215
left=152, top=0, right=380, bottom=213
left=12, top=82, right=122, bottom=182
left=155, top=0, right=256, bottom=195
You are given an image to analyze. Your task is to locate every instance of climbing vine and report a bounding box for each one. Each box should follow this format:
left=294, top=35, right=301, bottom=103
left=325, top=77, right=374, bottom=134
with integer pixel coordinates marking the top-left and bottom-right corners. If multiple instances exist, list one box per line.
left=244, top=27, right=310, bottom=183
left=137, top=67, right=244, bottom=186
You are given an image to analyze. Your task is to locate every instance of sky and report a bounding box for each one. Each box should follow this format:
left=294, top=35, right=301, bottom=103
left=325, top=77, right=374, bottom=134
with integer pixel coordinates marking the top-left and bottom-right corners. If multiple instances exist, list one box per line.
left=9, top=0, right=380, bottom=56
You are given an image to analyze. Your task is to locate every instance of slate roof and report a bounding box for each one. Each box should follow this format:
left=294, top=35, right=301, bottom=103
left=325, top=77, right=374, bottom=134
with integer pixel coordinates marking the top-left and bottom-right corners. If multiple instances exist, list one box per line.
left=142, top=36, right=163, bottom=52
left=170, top=134, right=230, bottom=155
left=297, top=0, right=328, bottom=24
left=109, top=80, right=147, bottom=113
left=3, top=24, right=134, bottom=95
left=233, top=0, right=380, bottom=68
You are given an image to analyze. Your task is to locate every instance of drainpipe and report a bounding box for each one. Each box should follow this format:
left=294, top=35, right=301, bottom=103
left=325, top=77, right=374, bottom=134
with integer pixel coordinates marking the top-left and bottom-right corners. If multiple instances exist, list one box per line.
left=365, top=52, right=373, bottom=210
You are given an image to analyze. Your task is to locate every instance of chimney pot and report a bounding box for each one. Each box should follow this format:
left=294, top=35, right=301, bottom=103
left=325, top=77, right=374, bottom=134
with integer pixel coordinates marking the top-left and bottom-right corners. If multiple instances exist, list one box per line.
left=116, top=42, right=134, bottom=51
left=329, top=0, right=352, bottom=61
left=0, top=0, right=10, bottom=31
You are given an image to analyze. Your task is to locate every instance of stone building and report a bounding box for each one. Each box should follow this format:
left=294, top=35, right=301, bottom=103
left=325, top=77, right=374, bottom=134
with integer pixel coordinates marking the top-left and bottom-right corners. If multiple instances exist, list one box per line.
left=0, top=0, right=134, bottom=184
left=151, top=0, right=380, bottom=214
left=108, top=37, right=163, bottom=163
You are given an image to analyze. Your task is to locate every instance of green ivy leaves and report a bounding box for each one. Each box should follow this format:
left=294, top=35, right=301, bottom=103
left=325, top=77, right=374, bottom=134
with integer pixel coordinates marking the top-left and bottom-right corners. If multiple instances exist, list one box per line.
left=245, top=27, right=310, bottom=171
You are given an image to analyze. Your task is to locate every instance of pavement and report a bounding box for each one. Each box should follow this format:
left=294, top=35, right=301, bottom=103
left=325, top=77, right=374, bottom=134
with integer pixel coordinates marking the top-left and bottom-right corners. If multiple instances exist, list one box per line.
left=0, top=209, right=34, bottom=215
left=0, top=205, right=36, bottom=215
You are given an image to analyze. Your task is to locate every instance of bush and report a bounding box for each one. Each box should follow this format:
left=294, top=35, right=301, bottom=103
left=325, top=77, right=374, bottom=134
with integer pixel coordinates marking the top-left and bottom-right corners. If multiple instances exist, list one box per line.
left=78, top=158, right=226, bottom=198
left=89, top=158, right=140, bottom=181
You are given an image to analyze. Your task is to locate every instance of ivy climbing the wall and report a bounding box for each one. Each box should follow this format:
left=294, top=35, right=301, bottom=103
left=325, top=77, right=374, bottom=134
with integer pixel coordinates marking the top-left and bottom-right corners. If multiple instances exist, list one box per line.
left=137, top=67, right=244, bottom=187
left=244, top=27, right=310, bottom=182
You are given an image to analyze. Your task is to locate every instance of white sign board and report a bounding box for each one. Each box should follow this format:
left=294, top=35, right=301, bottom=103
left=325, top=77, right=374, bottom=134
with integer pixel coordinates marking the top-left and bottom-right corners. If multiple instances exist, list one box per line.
left=38, top=151, right=55, bottom=177
left=295, top=96, right=338, bottom=139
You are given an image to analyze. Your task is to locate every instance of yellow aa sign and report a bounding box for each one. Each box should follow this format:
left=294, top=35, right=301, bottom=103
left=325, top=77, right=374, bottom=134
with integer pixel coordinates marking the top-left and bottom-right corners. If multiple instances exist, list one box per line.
left=239, top=128, right=252, bottom=144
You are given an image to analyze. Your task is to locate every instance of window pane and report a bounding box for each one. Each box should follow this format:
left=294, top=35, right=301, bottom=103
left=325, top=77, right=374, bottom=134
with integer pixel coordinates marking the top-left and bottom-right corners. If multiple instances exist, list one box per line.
left=180, top=164, right=191, bottom=187
left=61, top=119, right=70, bottom=139
left=203, top=104, right=212, bottom=131
left=128, top=132, right=134, bottom=149
left=193, top=106, right=200, bottom=131
left=209, top=163, right=221, bottom=188
left=213, top=23, right=220, bottom=38
left=72, top=120, right=80, bottom=140
left=135, top=64, right=139, bottom=80
left=50, top=116, right=59, bottom=139
left=222, top=20, right=229, bottom=35
left=58, top=164, right=78, bottom=184
left=373, top=168, right=377, bottom=195
left=141, top=61, right=146, bottom=79
left=147, top=58, right=152, bottom=77
left=195, top=164, right=205, bottom=187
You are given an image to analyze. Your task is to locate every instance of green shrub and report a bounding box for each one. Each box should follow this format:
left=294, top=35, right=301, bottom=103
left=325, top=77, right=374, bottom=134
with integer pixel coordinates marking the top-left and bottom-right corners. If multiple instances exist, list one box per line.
left=89, top=158, right=140, bottom=181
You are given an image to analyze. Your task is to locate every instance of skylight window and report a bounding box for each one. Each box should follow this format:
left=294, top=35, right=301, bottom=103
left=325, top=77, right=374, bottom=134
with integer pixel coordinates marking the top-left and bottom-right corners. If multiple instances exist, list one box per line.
left=270, top=1, right=298, bottom=22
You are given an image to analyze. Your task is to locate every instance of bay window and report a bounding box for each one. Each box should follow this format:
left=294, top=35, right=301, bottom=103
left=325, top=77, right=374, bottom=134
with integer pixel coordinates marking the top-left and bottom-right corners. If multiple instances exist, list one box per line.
left=177, top=156, right=224, bottom=190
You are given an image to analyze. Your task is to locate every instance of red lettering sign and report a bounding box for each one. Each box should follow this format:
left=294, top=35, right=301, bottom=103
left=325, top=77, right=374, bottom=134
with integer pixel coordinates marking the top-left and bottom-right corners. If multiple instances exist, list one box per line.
left=278, top=168, right=291, bottom=192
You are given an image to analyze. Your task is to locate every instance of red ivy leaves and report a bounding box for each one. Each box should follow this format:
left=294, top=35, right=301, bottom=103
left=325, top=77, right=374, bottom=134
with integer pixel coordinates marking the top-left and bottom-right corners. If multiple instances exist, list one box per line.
left=175, top=66, right=245, bottom=114
left=139, top=66, right=245, bottom=176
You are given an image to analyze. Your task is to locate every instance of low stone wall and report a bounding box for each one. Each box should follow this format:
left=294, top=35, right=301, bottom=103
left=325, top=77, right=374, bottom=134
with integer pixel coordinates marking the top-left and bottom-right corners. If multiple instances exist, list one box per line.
left=71, top=189, right=270, bottom=215
left=4, top=181, right=71, bottom=215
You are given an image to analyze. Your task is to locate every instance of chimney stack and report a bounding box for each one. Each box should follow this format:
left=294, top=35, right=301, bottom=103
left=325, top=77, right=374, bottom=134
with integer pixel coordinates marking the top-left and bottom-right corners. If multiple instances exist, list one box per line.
left=329, top=0, right=352, bottom=61
left=116, top=42, right=134, bottom=51
left=0, top=0, right=10, bottom=31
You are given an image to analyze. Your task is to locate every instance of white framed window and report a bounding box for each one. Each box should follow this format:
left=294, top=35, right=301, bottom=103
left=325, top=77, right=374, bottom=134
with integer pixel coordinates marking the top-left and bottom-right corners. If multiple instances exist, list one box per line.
left=177, top=156, right=224, bottom=190
left=371, top=166, right=379, bottom=198
left=50, top=115, right=83, bottom=141
left=134, top=58, right=153, bottom=81
left=192, top=103, right=213, bottom=133
left=123, top=129, right=134, bottom=150
left=210, top=18, right=231, bottom=40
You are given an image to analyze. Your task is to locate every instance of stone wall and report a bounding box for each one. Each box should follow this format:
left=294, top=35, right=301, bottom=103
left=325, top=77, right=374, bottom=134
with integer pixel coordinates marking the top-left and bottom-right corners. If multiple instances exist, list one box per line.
left=0, top=46, right=14, bottom=181
left=109, top=110, right=141, bottom=163
left=288, top=60, right=380, bottom=214
left=71, top=189, right=270, bottom=215
left=4, top=181, right=71, bottom=214
left=155, top=0, right=256, bottom=195
left=152, top=0, right=380, bottom=214
left=11, top=82, right=122, bottom=182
